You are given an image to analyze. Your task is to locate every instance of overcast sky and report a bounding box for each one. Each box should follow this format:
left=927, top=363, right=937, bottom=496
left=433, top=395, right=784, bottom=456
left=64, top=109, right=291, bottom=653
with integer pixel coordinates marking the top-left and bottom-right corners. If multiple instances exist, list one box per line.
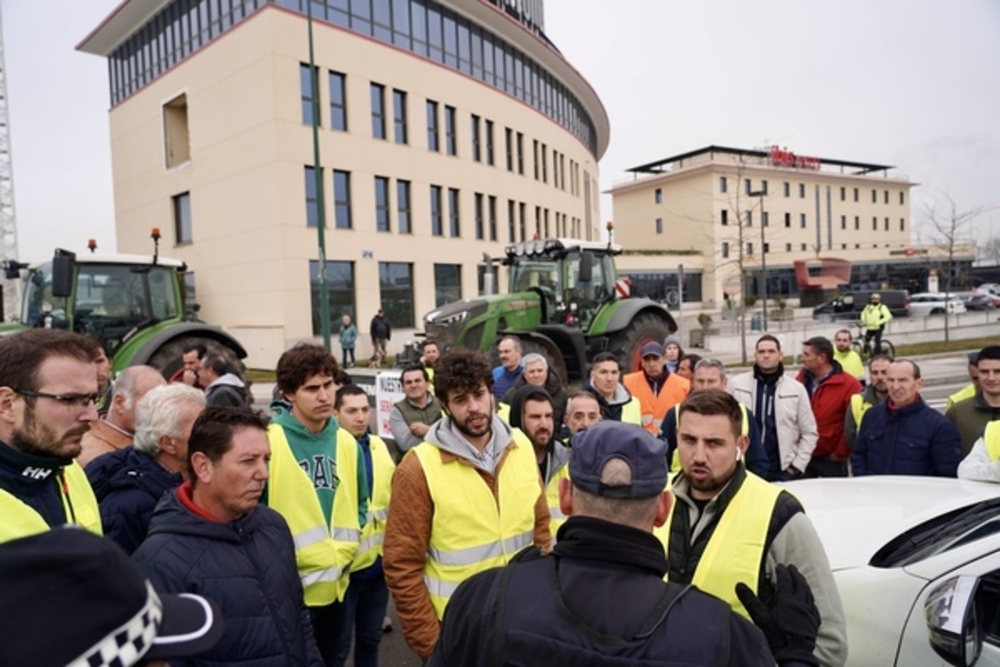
left=4, top=0, right=999, bottom=261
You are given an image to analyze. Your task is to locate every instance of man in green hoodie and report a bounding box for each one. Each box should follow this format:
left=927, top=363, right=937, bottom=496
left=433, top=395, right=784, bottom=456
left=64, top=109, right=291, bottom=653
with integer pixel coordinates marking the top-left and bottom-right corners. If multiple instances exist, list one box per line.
left=265, top=343, right=368, bottom=667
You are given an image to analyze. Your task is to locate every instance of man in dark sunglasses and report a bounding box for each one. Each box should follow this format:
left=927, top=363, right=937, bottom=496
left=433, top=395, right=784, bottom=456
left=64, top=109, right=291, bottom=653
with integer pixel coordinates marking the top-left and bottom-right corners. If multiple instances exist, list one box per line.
left=0, top=329, right=103, bottom=543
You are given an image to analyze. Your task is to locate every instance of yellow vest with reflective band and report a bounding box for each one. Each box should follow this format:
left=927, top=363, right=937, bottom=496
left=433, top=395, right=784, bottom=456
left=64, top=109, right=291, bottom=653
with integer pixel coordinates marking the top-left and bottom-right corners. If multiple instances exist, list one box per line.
left=622, top=396, right=642, bottom=425
left=946, top=383, right=976, bottom=411
left=659, top=473, right=782, bottom=620
left=849, top=393, right=875, bottom=434
left=497, top=402, right=511, bottom=423
left=545, top=463, right=571, bottom=539
left=670, top=403, right=750, bottom=472
left=985, top=422, right=1000, bottom=461
left=351, top=435, right=395, bottom=573
left=0, top=462, right=102, bottom=543
left=414, top=430, right=540, bottom=619
left=266, top=424, right=361, bottom=606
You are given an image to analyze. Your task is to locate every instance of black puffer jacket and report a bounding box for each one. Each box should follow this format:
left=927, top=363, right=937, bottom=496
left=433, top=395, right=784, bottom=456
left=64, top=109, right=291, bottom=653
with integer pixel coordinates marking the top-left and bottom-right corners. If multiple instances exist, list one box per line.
left=133, top=487, right=323, bottom=667
left=86, top=447, right=182, bottom=554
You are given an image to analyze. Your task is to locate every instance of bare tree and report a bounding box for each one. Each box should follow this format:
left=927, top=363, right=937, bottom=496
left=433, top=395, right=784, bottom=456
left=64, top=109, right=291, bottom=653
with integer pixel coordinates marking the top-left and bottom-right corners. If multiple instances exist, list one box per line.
left=921, top=195, right=990, bottom=347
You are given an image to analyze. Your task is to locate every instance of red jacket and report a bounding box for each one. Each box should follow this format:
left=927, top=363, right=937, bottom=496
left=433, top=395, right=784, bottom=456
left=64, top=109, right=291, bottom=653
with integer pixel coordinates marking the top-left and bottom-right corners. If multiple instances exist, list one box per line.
left=796, top=365, right=862, bottom=459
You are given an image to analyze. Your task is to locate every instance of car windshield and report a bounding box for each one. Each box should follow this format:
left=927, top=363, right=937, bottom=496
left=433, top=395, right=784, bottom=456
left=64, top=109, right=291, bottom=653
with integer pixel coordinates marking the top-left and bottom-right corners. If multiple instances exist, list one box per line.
left=871, top=499, right=1000, bottom=568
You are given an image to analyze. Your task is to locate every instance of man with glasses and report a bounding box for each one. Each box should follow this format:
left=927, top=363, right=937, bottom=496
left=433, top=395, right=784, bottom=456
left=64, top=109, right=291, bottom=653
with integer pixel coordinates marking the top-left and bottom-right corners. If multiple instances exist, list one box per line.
left=0, top=329, right=104, bottom=542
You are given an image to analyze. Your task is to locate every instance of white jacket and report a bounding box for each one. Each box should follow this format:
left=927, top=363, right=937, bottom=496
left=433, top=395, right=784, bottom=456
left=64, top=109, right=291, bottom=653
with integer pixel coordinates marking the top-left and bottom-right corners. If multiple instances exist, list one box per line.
left=957, top=436, right=1000, bottom=483
left=729, top=371, right=818, bottom=472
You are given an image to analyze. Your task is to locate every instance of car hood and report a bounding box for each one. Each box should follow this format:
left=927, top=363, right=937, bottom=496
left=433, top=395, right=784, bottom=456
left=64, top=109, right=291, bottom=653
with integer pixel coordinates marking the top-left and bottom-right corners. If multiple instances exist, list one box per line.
left=778, top=476, right=1000, bottom=571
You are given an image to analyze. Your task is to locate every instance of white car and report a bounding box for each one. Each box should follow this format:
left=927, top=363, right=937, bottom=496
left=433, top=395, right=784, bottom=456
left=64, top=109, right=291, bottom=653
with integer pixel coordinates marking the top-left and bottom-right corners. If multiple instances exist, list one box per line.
left=785, top=477, right=1000, bottom=667
left=908, top=292, right=968, bottom=317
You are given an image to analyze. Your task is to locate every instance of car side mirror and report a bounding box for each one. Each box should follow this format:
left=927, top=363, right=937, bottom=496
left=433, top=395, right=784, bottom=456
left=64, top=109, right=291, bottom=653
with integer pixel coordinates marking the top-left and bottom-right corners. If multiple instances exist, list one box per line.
left=578, top=252, right=593, bottom=283
left=925, top=575, right=982, bottom=666
left=51, top=249, right=76, bottom=298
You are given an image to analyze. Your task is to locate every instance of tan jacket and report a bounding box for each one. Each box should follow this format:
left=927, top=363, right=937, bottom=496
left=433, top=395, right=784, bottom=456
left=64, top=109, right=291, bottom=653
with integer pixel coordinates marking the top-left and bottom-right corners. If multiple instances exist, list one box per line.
left=383, top=441, right=551, bottom=660
left=77, top=420, right=133, bottom=468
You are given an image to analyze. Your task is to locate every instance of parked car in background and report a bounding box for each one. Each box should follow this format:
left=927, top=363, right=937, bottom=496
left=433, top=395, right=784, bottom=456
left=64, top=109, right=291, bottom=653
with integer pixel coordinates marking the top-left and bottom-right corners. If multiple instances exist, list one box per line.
left=785, top=477, right=1000, bottom=667
left=812, top=289, right=910, bottom=321
left=956, top=291, right=998, bottom=311
left=978, top=283, right=1000, bottom=298
left=908, top=292, right=968, bottom=317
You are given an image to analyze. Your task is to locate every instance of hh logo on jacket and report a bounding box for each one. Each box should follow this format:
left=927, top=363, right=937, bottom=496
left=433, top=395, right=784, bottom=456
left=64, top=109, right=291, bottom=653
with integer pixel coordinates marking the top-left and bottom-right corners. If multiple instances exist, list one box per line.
left=298, top=455, right=339, bottom=492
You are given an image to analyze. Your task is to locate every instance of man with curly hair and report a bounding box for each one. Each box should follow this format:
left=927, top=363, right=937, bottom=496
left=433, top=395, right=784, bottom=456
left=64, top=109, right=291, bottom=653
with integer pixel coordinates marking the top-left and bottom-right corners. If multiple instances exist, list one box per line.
left=384, top=348, right=551, bottom=661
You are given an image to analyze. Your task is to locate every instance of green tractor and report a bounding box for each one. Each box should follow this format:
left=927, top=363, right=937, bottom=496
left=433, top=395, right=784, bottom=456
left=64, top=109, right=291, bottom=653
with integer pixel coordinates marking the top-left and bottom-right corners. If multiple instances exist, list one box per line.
left=423, top=237, right=677, bottom=383
left=1, top=238, right=247, bottom=380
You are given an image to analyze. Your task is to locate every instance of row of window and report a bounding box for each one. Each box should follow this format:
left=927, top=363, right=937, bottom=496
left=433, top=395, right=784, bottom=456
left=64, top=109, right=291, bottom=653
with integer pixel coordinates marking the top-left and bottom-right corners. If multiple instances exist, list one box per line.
left=309, top=259, right=463, bottom=331
left=714, top=210, right=906, bottom=233
left=300, top=67, right=584, bottom=195
left=276, top=0, right=597, bottom=155
left=721, top=241, right=914, bottom=259
left=711, top=178, right=906, bottom=205
left=303, top=166, right=584, bottom=241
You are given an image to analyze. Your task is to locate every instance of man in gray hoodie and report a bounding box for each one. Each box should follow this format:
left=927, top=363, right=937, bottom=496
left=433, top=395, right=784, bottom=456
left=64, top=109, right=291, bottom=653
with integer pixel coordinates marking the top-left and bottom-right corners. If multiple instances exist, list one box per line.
left=383, top=349, right=551, bottom=661
left=198, top=351, right=246, bottom=407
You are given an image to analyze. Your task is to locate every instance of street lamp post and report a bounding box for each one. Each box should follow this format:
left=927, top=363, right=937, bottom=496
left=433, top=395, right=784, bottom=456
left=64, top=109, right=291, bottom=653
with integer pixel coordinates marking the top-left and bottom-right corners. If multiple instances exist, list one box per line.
left=306, top=2, right=331, bottom=350
left=748, top=188, right=768, bottom=330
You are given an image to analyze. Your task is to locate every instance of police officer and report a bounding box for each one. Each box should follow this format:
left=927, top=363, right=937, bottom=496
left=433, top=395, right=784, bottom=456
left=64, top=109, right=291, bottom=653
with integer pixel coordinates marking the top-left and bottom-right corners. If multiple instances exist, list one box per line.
left=428, top=421, right=823, bottom=667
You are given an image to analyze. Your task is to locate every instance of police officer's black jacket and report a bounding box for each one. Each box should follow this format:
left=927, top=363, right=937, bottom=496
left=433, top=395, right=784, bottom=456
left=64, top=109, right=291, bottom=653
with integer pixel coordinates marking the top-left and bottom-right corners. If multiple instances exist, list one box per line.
left=428, top=515, right=779, bottom=666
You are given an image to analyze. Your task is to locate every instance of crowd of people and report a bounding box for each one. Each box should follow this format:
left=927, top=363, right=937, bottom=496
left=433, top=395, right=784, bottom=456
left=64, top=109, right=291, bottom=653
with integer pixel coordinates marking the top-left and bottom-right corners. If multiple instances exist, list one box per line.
left=1, top=321, right=997, bottom=666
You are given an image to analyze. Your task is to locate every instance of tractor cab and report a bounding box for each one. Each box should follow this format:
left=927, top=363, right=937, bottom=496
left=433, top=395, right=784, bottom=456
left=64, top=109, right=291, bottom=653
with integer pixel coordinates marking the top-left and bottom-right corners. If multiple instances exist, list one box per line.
left=505, top=238, right=619, bottom=330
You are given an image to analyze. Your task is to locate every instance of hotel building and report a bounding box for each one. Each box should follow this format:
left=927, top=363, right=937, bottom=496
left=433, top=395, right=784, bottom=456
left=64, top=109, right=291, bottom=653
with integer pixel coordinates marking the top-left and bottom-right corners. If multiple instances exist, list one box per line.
left=79, top=0, right=608, bottom=367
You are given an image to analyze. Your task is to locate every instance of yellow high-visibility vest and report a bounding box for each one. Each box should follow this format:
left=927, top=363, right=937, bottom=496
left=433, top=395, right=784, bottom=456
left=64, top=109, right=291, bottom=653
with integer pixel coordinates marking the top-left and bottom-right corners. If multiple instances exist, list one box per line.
left=266, top=424, right=361, bottom=606
left=622, top=397, right=642, bottom=425
left=545, top=463, right=571, bottom=539
left=985, top=422, right=1000, bottom=461
left=414, top=431, right=539, bottom=619
left=946, top=383, right=976, bottom=411
left=351, top=434, right=395, bottom=573
left=659, top=473, right=782, bottom=620
left=850, top=393, right=875, bottom=434
left=0, top=462, right=101, bottom=543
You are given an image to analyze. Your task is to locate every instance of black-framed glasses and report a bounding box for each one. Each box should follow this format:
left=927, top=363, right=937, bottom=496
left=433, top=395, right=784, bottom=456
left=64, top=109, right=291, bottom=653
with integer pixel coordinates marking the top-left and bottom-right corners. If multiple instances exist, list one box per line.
left=14, top=389, right=101, bottom=409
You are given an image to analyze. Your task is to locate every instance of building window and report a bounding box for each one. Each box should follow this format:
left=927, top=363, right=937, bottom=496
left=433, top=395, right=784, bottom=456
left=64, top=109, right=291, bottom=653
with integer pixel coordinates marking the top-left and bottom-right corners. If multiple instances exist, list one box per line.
left=899, top=191, right=905, bottom=205
left=434, top=264, right=462, bottom=307
left=304, top=166, right=320, bottom=228
left=163, top=93, right=190, bottom=168
left=488, top=195, right=497, bottom=241
left=746, top=242, right=753, bottom=255
left=375, top=176, right=391, bottom=232
left=745, top=211, right=752, bottom=227
left=801, top=243, right=808, bottom=251
left=655, top=188, right=663, bottom=203
left=900, top=218, right=905, bottom=231
left=763, top=242, right=770, bottom=253
left=761, top=180, right=768, bottom=195
left=333, top=170, right=352, bottom=229
left=300, top=64, right=318, bottom=126
left=854, top=215, right=860, bottom=230
left=719, top=177, right=727, bottom=194
left=871, top=189, right=877, bottom=203
left=783, top=182, right=789, bottom=197
left=426, top=100, right=440, bottom=151
left=800, top=213, right=806, bottom=229
left=839, top=186, right=845, bottom=201
left=507, top=199, right=516, bottom=242
left=430, top=185, right=443, bottom=236
left=721, top=210, right=728, bottom=226
left=840, top=215, right=846, bottom=230
left=505, top=127, right=514, bottom=171
left=485, top=119, right=495, bottom=166
left=474, top=193, right=484, bottom=239
left=762, top=212, right=769, bottom=227
left=655, top=218, right=663, bottom=234
left=516, top=132, right=524, bottom=174
left=518, top=202, right=527, bottom=241
left=799, top=183, right=805, bottom=198
left=872, top=216, right=877, bottom=231
left=884, top=217, right=889, bottom=231
left=370, top=83, right=386, bottom=139
left=471, top=115, right=482, bottom=162
left=785, top=243, right=792, bottom=252
left=532, top=140, right=540, bottom=179
left=392, top=89, right=407, bottom=143
left=841, top=243, right=847, bottom=249
left=541, top=144, right=548, bottom=183
left=444, top=105, right=457, bottom=155
left=379, top=262, right=414, bottom=327
left=721, top=242, right=729, bottom=259
left=784, top=212, right=791, bottom=228
left=397, top=180, right=411, bottom=234
left=744, top=178, right=751, bottom=195
left=310, top=260, right=355, bottom=336
left=329, top=71, right=347, bottom=131
left=884, top=190, right=889, bottom=204
left=448, top=187, right=460, bottom=236
left=173, top=192, right=192, bottom=244
left=853, top=187, right=859, bottom=202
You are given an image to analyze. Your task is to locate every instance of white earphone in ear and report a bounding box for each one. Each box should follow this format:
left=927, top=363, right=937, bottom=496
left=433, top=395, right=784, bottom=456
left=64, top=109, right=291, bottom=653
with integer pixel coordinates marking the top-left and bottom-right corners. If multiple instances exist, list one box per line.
left=735, top=448, right=742, bottom=463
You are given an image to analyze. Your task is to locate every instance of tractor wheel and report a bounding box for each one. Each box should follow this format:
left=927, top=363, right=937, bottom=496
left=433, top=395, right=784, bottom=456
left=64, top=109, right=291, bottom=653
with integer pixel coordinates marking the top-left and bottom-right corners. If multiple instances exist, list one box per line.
left=146, top=336, right=252, bottom=402
left=607, top=313, right=673, bottom=373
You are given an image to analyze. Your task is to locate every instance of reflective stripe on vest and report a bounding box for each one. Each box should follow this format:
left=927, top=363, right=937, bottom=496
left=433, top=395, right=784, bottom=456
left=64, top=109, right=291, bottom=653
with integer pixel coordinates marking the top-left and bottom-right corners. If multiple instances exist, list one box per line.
left=0, top=462, right=102, bottom=543
left=850, top=393, right=873, bottom=434
left=985, top=422, right=1000, bottom=461
left=351, top=435, right=396, bottom=573
left=415, top=431, right=540, bottom=620
left=545, top=463, right=570, bottom=540
left=667, top=474, right=781, bottom=620
left=267, top=424, right=361, bottom=606
left=671, top=404, right=749, bottom=472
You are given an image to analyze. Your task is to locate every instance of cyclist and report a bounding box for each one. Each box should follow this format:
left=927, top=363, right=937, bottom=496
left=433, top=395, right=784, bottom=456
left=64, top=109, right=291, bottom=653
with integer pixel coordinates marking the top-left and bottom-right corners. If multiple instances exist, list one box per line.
left=859, top=293, right=892, bottom=355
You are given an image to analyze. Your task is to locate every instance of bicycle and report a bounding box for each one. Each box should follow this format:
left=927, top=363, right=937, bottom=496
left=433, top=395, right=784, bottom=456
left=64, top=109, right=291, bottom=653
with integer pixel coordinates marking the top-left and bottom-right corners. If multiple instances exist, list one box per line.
left=850, top=322, right=895, bottom=361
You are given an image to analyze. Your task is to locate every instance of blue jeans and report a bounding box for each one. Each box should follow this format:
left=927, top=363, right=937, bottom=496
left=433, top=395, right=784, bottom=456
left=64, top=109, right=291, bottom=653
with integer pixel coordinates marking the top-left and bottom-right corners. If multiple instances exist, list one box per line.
left=333, top=574, right=389, bottom=667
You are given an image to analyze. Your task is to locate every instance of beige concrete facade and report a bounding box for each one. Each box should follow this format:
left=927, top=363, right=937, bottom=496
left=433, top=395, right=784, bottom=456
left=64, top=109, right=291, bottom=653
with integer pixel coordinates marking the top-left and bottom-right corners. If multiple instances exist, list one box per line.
left=609, top=146, right=922, bottom=305
left=80, top=1, right=607, bottom=368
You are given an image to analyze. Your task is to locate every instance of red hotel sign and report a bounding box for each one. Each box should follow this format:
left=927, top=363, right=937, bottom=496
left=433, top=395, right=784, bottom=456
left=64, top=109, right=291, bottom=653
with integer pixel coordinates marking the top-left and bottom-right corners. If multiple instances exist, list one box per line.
left=769, top=146, right=821, bottom=170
